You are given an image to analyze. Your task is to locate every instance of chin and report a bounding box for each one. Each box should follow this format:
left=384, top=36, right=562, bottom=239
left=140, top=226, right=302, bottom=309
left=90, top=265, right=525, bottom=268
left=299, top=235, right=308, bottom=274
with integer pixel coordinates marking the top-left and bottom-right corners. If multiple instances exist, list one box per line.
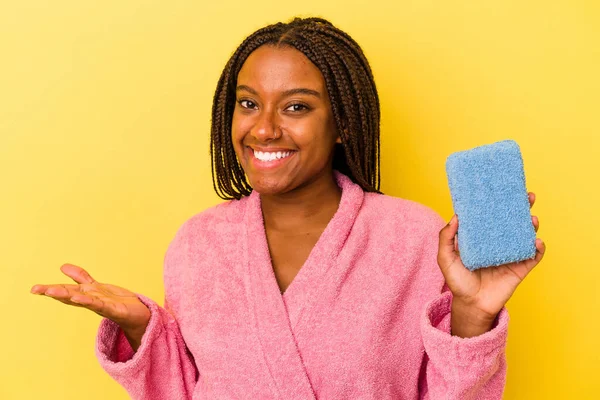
left=248, top=175, right=294, bottom=196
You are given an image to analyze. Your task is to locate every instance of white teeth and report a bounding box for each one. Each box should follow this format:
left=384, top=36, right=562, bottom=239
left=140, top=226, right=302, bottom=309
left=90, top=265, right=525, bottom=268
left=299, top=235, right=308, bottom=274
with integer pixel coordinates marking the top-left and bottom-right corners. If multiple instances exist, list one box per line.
left=254, top=150, right=292, bottom=162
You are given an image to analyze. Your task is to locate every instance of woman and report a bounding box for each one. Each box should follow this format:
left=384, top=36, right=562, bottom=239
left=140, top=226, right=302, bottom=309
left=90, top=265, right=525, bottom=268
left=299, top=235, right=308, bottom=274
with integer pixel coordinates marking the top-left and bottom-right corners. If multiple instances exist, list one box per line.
left=31, top=17, right=545, bottom=399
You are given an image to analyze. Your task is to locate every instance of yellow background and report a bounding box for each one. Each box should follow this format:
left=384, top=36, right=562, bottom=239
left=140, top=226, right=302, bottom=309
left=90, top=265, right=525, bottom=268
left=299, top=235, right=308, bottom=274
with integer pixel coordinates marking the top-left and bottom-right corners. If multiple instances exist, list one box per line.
left=2, top=1, right=598, bottom=398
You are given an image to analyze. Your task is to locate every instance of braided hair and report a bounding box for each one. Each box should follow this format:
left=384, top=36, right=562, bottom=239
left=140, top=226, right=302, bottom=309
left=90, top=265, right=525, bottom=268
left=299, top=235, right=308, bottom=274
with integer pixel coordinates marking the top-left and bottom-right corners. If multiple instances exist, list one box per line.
left=210, top=17, right=381, bottom=200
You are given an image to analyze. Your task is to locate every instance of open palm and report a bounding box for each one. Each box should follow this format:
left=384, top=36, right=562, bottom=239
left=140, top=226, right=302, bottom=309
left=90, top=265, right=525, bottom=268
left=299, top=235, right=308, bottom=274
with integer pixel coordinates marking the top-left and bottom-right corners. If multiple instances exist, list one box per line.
left=30, top=264, right=150, bottom=332
left=437, top=192, right=546, bottom=320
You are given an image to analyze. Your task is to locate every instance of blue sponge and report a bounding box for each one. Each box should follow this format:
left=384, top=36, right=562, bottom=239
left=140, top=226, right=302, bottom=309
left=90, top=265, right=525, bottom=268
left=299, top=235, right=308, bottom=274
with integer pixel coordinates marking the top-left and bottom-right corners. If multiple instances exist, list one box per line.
left=445, top=140, right=537, bottom=270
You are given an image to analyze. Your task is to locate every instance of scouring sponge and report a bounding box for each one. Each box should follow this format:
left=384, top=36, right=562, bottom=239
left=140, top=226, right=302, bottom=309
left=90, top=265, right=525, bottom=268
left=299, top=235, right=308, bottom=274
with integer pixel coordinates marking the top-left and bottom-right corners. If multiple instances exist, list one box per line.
left=445, top=140, right=537, bottom=271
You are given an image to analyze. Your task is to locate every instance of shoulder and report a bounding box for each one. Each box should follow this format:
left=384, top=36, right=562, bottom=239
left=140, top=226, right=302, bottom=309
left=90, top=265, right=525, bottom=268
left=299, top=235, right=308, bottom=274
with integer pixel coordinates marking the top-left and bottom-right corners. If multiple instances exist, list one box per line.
left=163, top=198, right=248, bottom=285
left=164, top=197, right=247, bottom=256
left=188, top=196, right=246, bottom=226
left=360, top=192, right=447, bottom=240
left=176, top=197, right=246, bottom=235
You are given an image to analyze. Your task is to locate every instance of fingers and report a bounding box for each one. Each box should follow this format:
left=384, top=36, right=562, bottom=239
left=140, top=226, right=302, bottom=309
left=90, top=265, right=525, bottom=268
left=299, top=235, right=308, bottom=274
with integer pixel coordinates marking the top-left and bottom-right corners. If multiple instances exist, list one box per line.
left=454, top=234, right=459, bottom=253
left=518, top=238, right=547, bottom=278
left=30, top=264, right=97, bottom=296
left=30, top=284, right=45, bottom=295
left=31, top=283, right=113, bottom=317
left=533, top=238, right=546, bottom=263
left=502, top=237, right=546, bottom=283
left=527, top=193, right=537, bottom=247
left=60, top=264, right=96, bottom=285
left=528, top=192, right=535, bottom=208
left=528, top=192, right=539, bottom=232
left=31, top=283, right=87, bottom=307
left=438, top=215, right=459, bottom=266
left=31, top=283, right=79, bottom=296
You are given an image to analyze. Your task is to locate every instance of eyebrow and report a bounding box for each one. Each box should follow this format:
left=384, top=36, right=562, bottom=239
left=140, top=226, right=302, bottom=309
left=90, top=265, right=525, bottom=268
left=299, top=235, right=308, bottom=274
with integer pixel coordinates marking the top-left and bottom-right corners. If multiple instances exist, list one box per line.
left=236, top=85, right=321, bottom=99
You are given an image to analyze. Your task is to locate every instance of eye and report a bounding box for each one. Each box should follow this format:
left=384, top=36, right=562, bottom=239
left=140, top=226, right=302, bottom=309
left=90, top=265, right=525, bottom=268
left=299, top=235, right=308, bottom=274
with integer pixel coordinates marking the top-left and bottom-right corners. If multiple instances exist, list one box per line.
left=238, top=99, right=257, bottom=110
left=285, top=103, right=310, bottom=113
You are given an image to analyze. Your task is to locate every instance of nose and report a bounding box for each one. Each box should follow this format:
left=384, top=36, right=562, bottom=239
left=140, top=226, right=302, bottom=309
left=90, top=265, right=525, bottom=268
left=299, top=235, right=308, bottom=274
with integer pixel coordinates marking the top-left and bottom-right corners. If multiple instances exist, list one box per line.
left=251, top=107, right=281, bottom=142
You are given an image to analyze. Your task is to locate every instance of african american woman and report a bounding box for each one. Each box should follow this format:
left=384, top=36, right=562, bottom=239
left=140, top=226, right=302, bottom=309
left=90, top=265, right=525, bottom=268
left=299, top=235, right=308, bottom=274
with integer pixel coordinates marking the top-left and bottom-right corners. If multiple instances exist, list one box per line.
left=31, top=17, right=546, bottom=399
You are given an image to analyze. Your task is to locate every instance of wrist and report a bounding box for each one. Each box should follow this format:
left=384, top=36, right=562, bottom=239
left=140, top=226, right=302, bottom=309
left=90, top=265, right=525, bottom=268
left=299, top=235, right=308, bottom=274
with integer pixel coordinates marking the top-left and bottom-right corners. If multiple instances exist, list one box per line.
left=450, top=297, right=498, bottom=338
left=120, top=323, right=148, bottom=352
left=119, top=309, right=151, bottom=352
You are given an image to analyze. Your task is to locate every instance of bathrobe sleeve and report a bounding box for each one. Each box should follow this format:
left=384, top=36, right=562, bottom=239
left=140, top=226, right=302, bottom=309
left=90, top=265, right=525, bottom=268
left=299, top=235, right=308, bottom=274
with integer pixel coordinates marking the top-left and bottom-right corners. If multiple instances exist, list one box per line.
left=418, top=289, right=509, bottom=399
left=417, top=215, right=509, bottom=399
left=95, top=295, right=198, bottom=399
left=94, top=220, right=198, bottom=400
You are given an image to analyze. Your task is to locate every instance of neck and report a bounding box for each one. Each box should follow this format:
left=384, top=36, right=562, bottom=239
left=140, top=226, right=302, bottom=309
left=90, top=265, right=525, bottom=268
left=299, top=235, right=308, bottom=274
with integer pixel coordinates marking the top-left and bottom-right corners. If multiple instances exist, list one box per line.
left=260, top=170, right=342, bottom=233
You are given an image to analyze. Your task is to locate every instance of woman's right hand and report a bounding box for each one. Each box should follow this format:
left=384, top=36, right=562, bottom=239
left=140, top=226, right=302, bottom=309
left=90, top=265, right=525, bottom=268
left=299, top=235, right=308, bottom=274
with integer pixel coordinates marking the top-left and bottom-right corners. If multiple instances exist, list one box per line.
left=30, top=263, right=151, bottom=351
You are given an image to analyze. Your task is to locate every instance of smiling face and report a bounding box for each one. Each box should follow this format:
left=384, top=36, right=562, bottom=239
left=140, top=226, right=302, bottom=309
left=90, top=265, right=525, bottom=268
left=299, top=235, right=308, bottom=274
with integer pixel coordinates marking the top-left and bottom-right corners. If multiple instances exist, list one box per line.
left=231, top=45, right=341, bottom=196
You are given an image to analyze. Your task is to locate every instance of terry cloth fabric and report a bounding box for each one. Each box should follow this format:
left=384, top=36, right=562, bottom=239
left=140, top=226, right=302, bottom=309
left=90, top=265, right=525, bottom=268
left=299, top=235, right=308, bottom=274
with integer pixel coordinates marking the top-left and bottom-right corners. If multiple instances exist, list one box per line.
left=445, top=140, right=537, bottom=270
left=95, top=171, right=509, bottom=400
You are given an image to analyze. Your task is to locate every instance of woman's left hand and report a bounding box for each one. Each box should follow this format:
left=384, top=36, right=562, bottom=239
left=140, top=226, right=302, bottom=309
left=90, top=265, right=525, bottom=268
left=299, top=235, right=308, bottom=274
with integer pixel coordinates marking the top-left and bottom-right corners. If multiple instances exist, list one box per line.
left=437, top=192, right=546, bottom=338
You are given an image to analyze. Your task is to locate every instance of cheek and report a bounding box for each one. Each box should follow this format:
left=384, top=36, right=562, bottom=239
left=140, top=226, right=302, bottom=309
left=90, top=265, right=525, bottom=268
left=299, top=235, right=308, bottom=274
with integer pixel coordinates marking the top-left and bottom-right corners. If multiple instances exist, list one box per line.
left=289, top=114, right=336, bottom=151
left=231, top=111, right=252, bottom=150
left=230, top=114, right=247, bottom=163
left=231, top=111, right=243, bottom=142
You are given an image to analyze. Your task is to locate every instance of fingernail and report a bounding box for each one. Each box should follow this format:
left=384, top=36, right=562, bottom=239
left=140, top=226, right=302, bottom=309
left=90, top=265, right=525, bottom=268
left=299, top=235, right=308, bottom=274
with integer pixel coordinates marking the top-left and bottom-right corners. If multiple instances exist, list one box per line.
left=450, top=214, right=457, bottom=225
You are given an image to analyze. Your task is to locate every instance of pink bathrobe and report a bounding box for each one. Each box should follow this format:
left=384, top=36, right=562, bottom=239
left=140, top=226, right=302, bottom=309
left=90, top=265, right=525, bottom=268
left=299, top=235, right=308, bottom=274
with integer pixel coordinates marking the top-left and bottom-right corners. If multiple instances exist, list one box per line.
left=96, top=171, right=509, bottom=399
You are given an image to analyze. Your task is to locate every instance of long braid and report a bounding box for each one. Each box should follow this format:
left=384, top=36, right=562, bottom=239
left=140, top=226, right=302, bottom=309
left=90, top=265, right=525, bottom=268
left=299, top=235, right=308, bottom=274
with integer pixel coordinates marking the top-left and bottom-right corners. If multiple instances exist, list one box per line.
left=210, top=17, right=381, bottom=200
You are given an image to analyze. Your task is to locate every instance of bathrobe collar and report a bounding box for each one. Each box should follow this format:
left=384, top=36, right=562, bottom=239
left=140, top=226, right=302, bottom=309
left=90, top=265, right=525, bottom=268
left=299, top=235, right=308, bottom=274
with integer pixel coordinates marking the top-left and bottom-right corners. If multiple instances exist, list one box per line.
left=242, top=171, right=365, bottom=398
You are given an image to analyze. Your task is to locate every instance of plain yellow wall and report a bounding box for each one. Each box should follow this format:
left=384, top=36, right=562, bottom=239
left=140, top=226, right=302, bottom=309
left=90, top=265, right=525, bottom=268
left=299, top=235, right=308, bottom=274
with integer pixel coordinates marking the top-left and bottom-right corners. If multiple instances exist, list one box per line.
left=2, top=1, right=598, bottom=398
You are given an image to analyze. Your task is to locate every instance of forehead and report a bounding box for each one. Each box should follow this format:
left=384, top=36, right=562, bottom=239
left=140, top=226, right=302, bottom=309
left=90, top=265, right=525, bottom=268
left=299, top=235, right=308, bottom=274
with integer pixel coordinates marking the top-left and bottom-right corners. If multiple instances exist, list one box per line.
left=237, top=45, right=325, bottom=93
